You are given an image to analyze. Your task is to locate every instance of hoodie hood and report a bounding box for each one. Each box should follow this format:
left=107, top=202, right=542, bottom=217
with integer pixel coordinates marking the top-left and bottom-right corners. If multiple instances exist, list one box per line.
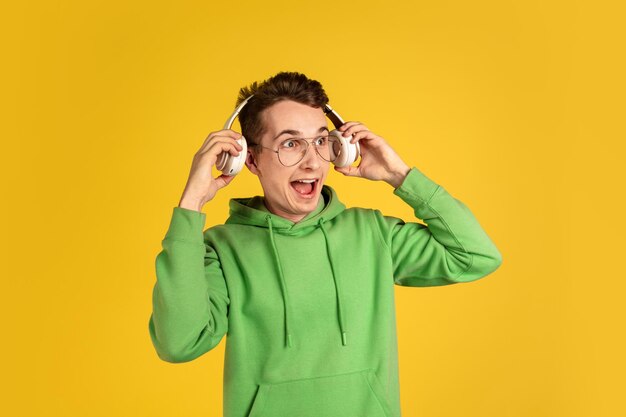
left=226, top=185, right=345, bottom=233
left=225, top=185, right=348, bottom=348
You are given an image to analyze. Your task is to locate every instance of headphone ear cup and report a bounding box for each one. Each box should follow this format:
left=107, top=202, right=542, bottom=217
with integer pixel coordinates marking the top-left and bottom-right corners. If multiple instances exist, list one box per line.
left=329, top=130, right=360, bottom=167
left=216, top=137, right=248, bottom=176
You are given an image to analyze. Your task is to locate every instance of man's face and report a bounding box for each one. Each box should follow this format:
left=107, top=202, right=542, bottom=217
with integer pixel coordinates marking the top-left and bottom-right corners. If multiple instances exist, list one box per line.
left=245, top=99, right=330, bottom=223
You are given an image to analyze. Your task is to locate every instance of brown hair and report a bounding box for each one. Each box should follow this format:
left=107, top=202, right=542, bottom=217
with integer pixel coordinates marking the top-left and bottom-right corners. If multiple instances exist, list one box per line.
left=234, top=71, right=329, bottom=147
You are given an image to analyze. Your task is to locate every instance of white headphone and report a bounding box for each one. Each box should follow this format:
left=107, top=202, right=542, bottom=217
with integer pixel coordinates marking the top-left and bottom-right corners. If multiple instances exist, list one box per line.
left=216, top=95, right=360, bottom=175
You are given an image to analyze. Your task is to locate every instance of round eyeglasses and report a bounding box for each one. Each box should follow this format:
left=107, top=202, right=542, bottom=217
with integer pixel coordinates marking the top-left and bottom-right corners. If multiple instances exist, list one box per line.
left=251, top=135, right=342, bottom=167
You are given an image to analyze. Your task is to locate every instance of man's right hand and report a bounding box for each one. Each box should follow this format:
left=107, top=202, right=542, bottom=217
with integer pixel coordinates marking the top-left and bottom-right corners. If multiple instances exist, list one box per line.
left=178, top=129, right=244, bottom=212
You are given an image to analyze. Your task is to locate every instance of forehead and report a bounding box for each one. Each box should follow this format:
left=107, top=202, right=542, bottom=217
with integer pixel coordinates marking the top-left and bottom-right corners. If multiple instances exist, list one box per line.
left=260, top=100, right=327, bottom=140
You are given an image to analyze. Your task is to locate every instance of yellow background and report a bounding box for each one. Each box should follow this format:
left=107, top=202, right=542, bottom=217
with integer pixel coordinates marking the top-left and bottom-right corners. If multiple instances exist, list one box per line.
left=2, top=0, right=624, bottom=416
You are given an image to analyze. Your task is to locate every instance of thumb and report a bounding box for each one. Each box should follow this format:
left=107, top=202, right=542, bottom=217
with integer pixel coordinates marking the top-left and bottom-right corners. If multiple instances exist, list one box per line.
left=334, top=165, right=359, bottom=177
left=214, top=174, right=236, bottom=189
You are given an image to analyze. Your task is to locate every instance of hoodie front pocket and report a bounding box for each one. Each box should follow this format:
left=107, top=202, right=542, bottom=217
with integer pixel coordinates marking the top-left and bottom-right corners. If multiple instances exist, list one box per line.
left=247, top=368, right=394, bottom=417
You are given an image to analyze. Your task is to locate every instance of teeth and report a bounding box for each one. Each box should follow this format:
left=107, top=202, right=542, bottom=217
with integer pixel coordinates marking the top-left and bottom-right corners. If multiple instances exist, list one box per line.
left=295, top=179, right=316, bottom=183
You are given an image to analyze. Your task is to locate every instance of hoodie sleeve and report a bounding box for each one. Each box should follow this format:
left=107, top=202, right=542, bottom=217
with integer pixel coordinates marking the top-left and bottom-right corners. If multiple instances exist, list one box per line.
left=375, top=167, right=503, bottom=287
left=148, top=207, right=230, bottom=363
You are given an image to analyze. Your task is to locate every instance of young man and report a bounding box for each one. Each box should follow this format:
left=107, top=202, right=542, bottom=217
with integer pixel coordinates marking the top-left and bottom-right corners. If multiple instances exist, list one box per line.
left=148, top=72, right=502, bottom=417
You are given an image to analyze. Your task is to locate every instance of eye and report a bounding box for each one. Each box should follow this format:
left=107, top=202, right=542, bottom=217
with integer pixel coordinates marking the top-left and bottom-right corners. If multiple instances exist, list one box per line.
left=314, top=136, right=328, bottom=146
left=280, top=139, right=298, bottom=149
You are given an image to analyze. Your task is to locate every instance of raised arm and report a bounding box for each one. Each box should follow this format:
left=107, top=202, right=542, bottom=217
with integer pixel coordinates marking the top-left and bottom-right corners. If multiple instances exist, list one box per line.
left=148, top=127, right=244, bottom=362
left=376, top=167, right=503, bottom=287
left=333, top=121, right=502, bottom=286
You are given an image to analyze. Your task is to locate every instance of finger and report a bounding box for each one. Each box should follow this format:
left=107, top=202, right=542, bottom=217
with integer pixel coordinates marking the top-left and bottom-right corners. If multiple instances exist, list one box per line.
left=210, top=128, right=243, bottom=139
left=349, top=129, right=377, bottom=144
left=214, top=173, right=236, bottom=190
left=200, top=141, right=241, bottom=166
left=338, top=121, right=362, bottom=134
left=334, top=164, right=360, bottom=177
left=340, top=122, right=369, bottom=138
left=211, top=141, right=242, bottom=157
left=201, top=130, right=244, bottom=151
left=200, top=136, right=243, bottom=155
left=209, top=132, right=244, bottom=147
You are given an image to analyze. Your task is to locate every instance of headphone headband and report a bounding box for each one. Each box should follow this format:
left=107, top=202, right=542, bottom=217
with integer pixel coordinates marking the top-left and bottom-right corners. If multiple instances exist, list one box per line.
left=322, top=103, right=345, bottom=130
left=224, top=94, right=346, bottom=130
left=223, top=95, right=254, bottom=130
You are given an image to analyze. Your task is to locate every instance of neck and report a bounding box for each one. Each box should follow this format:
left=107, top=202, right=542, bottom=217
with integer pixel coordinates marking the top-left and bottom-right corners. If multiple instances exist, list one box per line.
left=262, top=198, right=315, bottom=223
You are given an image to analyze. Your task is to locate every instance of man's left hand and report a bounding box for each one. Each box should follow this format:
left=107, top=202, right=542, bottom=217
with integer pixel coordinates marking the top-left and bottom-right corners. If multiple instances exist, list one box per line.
left=334, top=121, right=411, bottom=189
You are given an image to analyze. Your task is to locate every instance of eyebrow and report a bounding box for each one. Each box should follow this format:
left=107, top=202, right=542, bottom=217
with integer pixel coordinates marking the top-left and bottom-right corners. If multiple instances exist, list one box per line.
left=273, top=126, right=328, bottom=141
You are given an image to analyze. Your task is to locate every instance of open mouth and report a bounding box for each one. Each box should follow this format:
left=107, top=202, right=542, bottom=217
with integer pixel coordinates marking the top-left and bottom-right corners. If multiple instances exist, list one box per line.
left=290, top=179, right=318, bottom=198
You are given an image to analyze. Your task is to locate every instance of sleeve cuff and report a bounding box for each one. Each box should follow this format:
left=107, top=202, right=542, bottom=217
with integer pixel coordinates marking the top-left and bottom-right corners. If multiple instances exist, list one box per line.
left=164, top=207, right=207, bottom=243
left=393, top=167, right=441, bottom=206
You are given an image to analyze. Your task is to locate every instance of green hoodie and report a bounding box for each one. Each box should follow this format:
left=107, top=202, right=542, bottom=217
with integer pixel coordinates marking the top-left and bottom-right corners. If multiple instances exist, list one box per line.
left=148, top=167, right=502, bottom=417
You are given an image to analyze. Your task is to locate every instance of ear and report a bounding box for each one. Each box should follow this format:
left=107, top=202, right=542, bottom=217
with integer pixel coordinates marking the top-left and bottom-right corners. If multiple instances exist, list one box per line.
left=245, top=149, right=260, bottom=176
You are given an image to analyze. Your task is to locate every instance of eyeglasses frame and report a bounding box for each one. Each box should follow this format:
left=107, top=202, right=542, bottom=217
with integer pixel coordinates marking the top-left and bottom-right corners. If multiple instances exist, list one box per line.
left=249, top=134, right=340, bottom=167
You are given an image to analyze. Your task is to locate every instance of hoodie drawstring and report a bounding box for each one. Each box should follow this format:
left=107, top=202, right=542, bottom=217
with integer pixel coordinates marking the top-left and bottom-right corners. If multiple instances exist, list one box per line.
left=319, top=218, right=348, bottom=347
left=265, top=215, right=348, bottom=348
left=266, top=215, right=293, bottom=348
